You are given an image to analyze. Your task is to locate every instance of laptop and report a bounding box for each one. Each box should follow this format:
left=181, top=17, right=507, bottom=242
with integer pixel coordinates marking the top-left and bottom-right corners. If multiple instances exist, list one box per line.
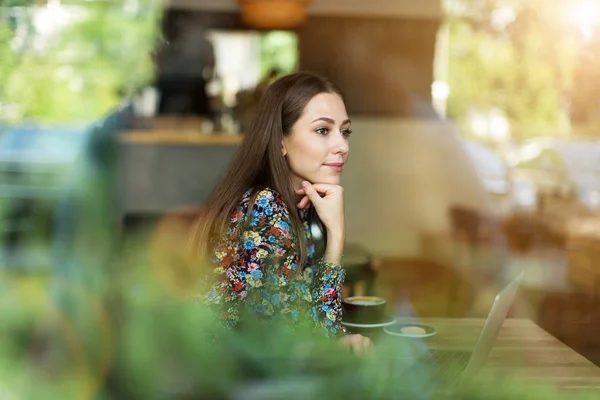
left=378, top=272, right=525, bottom=394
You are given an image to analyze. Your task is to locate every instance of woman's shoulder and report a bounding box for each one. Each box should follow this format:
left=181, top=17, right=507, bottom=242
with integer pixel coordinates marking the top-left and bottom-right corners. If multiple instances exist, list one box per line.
left=240, top=187, right=288, bottom=212
left=233, top=187, right=292, bottom=228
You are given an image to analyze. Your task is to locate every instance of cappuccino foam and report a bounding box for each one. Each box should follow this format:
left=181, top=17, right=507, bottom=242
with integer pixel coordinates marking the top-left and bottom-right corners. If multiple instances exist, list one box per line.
left=349, top=300, right=379, bottom=305
left=400, top=326, right=427, bottom=335
left=346, top=296, right=385, bottom=306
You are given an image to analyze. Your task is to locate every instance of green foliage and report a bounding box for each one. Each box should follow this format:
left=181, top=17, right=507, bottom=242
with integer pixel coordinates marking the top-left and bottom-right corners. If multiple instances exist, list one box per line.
left=0, top=0, right=163, bottom=124
left=1, top=259, right=599, bottom=399
left=444, top=0, right=587, bottom=136
left=259, top=30, right=298, bottom=77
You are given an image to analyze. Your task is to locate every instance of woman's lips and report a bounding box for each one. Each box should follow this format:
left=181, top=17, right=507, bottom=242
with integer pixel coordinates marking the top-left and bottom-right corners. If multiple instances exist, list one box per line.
left=324, top=163, right=344, bottom=172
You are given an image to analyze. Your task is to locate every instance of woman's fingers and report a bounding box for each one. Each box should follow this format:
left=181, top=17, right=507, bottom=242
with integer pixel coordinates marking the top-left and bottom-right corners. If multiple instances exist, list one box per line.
left=300, top=181, right=324, bottom=206
left=339, top=334, right=373, bottom=355
left=297, top=196, right=311, bottom=209
left=296, top=182, right=343, bottom=208
left=364, top=337, right=374, bottom=353
left=308, top=183, right=343, bottom=196
left=354, top=335, right=373, bottom=355
left=296, top=183, right=341, bottom=197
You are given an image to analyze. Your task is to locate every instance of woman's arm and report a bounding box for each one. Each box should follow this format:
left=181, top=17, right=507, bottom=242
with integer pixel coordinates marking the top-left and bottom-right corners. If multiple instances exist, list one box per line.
left=309, top=258, right=347, bottom=336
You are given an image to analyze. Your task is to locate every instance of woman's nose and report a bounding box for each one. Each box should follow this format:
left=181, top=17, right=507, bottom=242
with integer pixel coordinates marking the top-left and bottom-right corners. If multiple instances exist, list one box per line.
left=333, top=135, right=349, bottom=154
left=338, top=143, right=349, bottom=154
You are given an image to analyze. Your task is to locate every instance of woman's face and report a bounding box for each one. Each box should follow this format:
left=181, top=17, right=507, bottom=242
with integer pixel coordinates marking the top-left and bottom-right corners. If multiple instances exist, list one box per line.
left=282, top=92, right=351, bottom=188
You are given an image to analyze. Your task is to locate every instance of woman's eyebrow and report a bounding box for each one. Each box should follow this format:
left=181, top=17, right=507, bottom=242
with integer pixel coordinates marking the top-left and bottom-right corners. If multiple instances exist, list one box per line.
left=311, top=117, right=351, bottom=125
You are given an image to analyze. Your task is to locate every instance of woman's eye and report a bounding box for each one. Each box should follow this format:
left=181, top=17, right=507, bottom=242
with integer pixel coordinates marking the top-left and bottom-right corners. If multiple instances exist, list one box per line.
left=343, top=129, right=353, bottom=137
left=316, top=127, right=329, bottom=135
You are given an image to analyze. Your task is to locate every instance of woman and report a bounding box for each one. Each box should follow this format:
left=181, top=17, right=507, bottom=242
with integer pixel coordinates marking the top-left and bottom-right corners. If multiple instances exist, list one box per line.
left=192, top=72, right=371, bottom=354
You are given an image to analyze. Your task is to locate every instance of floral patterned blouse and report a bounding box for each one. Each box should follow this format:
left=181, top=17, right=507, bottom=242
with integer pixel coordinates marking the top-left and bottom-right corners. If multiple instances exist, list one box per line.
left=205, top=188, right=346, bottom=338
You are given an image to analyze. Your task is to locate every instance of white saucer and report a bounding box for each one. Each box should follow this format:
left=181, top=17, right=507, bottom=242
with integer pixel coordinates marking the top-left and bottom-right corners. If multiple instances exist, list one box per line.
left=340, top=318, right=397, bottom=328
left=383, top=324, right=437, bottom=338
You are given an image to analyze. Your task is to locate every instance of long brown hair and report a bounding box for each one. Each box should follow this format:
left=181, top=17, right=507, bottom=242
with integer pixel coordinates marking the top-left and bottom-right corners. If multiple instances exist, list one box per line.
left=191, top=71, right=344, bottom=265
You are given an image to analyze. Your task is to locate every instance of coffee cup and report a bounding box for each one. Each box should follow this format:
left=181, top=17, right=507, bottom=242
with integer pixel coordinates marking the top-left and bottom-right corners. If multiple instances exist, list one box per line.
left=342, top=296, right=387, bottom=325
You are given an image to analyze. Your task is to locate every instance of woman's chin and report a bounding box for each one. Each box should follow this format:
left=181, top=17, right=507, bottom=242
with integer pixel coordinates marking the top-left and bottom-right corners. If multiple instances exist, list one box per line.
left=314, top=177, right=341, bottom=186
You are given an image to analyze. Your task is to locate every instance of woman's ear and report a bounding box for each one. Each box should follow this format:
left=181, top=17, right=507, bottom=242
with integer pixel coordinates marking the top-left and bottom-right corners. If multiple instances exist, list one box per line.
left=281, top=140, right=287, bottom=157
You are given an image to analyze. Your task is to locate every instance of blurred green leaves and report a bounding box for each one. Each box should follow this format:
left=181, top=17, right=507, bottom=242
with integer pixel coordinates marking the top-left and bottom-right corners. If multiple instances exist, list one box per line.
left=445, top=0, right=590, bottom=137
left=0, top=0, right=163, bottom=124
left=259, top=30, right=298, bottom=77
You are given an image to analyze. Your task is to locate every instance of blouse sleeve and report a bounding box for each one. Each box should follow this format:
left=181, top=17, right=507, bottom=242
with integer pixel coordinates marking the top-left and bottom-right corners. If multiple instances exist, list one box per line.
left=308, top=259, right=347, bottom=337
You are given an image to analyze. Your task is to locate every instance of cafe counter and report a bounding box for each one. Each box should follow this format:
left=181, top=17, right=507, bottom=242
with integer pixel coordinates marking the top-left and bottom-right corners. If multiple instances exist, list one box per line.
left=121, top=131, right=243, bottom=146
left=118, top=118, right=243, bottom=219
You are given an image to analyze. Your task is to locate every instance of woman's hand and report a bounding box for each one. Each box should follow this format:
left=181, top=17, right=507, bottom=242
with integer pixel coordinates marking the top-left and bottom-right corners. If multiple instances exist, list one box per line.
left=295, top=181, right=345, bottom=240
left=338, top=334, right=373, bottom=355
